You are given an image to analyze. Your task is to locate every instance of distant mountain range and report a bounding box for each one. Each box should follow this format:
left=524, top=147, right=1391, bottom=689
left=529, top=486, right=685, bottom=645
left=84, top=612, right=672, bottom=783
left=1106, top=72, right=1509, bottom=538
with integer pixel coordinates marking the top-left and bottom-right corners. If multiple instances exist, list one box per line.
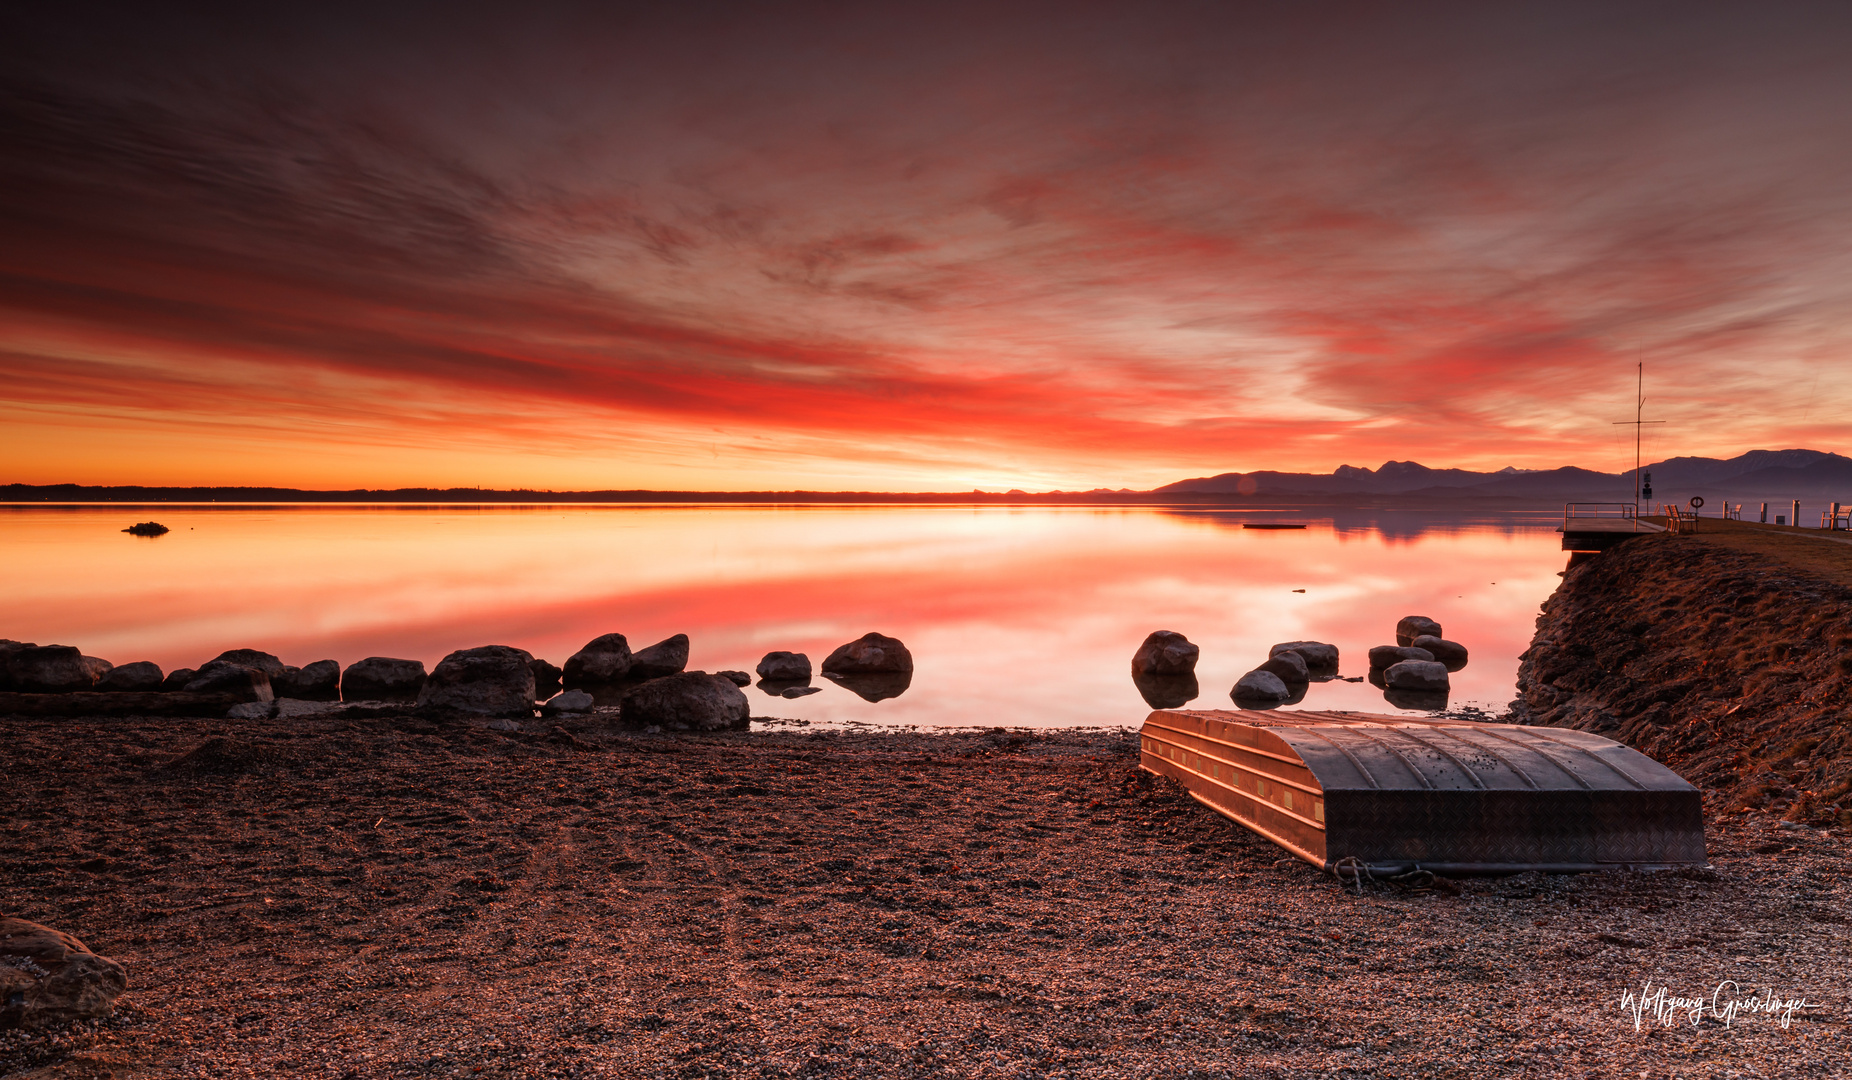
left=1156, top=449, right=1852, bottom=504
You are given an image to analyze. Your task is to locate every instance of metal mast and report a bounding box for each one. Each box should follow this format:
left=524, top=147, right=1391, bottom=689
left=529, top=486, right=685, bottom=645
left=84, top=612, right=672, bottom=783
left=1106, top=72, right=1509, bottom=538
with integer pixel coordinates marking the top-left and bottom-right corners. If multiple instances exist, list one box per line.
left=1614, top=361, right=1664, bottom=526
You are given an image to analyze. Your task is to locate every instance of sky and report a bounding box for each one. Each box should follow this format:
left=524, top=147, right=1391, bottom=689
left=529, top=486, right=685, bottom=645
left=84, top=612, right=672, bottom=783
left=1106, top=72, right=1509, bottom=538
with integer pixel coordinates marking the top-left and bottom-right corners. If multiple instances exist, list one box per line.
left=4, top=1, right=1852, bottom=492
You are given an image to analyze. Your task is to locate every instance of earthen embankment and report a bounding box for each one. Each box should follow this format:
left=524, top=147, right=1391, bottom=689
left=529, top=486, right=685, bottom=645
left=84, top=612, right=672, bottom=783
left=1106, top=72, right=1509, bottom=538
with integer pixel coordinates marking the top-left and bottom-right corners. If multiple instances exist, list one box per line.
left=1513, top=523, right=1852, bottom=824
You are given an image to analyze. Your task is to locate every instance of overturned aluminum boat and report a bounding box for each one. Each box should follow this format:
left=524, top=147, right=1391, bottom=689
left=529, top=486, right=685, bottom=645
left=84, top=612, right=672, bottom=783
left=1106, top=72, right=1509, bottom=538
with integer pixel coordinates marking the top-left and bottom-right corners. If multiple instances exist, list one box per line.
left=1139, top=710, right=1706, bottom=874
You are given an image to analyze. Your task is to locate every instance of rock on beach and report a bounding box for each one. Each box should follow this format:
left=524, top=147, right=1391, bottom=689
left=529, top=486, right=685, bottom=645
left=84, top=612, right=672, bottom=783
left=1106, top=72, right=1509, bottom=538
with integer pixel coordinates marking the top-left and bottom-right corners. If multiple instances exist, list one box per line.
left=341, top=657, right=426, bottom=702
left=274, top=659, right=340, bottom=700
left=5, top=645, right=112, bottom=693
left=619, top=672, right=749, bottom=731
left=417, top=646, right=537, bottom=717
left=0, top=917, right=128, bottom=1028
left=530, top=657, right=564, bottom=699
left=629, top=634, right=691, bottom=680
left=183, top=660, right=273, bottom=702
left=209, top=649, right=287, bottom=681
left=159, top=667, right=196, bottom=692
left=97, top=660, right=164, bottom=692
left=1130, top=631, right=1199, bottom=676
left=562, top=634, right=633, bottom=688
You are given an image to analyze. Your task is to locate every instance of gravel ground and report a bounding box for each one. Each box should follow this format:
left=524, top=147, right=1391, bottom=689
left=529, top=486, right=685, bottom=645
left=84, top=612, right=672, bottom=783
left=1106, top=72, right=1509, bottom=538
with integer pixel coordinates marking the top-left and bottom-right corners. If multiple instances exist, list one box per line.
left=2, top=713, right=1847, bottom=1079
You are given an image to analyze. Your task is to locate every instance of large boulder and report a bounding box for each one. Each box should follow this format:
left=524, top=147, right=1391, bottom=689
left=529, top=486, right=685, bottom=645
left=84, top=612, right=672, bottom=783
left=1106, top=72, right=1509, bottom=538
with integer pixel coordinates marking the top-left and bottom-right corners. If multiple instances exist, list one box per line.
left=1268, top=641, right=1338, bottom=677
left=417, top=645, right=537, bottom=717
left=562, top=633, right=633, bottom=688
left=0, top=918, right=128, bottom=1028
left=1368, top=644, right=1435, bottom=671
left=756, top=651, right=812, bottom=681
left=630, top=634, right=691, bottom=680
left=274, top=659, right=341, bottom=700
left=530, top=657, right=563, bottom=699
left=1396, top=616, right=1443, bottom=647
left=209, top=649, right=287, bottom=681
left=159, top=667, right=196, bottom=692
left=183, top=660, right=274, bottom=702
left=341, top=657, right=426, bottom=702
left=822, top=632, right=913, bottom=675
left=1131, top=631, right=1199, bottom=676
left=97, top=661, right=164, bottom=692
left=1257, top=650, right=1309, bottom=686
left=1133, top=671, right=1199, bottom=709
left=1410, top=635, right=1469, bottom=671
left=7, top=645, right=112, bottom=692
left=619, top=672, right=750, bottom=731
left=0, top=640, right=37, bottom=690
left=1383, top=659, right=1450, bottom=692
left=1231, top=669, right=1291, bottom=704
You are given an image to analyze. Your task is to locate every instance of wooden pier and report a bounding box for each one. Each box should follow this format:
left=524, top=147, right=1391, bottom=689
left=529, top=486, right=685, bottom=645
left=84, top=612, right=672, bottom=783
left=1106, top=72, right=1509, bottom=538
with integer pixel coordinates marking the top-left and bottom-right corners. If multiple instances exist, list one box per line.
left=1560, top=503, right=1664, bottom=552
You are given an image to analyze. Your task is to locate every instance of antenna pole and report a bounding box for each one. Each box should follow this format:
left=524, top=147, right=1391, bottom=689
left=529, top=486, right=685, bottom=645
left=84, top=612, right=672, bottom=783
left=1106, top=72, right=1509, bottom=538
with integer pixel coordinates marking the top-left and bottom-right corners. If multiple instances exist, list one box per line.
left=1635, top=362, right=1642, bottom=516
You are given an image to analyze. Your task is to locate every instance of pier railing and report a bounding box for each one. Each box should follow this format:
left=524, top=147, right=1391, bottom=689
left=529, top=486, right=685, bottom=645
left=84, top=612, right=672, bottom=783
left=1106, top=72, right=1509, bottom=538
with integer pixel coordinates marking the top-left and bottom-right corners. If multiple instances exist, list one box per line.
left=1562, top=503, right=1637, bottom=530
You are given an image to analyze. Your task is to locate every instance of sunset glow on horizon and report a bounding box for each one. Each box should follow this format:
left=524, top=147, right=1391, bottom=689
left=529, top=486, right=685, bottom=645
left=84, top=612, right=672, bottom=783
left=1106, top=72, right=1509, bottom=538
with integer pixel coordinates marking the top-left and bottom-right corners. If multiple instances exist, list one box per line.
left=6, top=3, right=1852, bottom=490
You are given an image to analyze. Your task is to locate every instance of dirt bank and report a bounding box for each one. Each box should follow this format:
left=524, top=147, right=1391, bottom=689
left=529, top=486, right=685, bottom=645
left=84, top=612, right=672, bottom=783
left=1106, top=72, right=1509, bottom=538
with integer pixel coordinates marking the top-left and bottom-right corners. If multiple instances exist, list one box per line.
left=1513, top=521, right=1852, bottom=823
left=3, top=712, right=1849, bottom=1079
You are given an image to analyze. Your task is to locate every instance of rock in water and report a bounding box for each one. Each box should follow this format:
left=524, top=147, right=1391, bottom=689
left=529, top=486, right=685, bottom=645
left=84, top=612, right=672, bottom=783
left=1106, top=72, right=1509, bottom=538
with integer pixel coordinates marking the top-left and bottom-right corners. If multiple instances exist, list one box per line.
left=716, top=670, right=752, bottom=687
left=1232, top=669, right=1291, bottom=705
left=1383, top=659, right=1450, bottom=691
left=821, top=632, right=913, bottom=675
left=97, top=660, right=163, bottom=692
left=417, top=646, right=537, bottom=717
left=158, top=667, right=196, bottom=692
left=1268, top=641, right=1339, bottom=677
left=1131, top=631, right=1199, bottom=676
left=340, top=657, right=427, bottom=702
left=1396, top=615, right=1443, bottom=647
left=562, top=633, right=633, bottom=688
left=530, top=657, right=564, bottom=699
left=183, top=660, right=274, bottom=702
left=1133, top=671, right=1199, bottom=709
left=630, top=634, right=691, bottom=680
left=6, top=645, right=112, bottom=692
left=274, top=659, right=340, bottom=700
left=540, top=689, right=595, bottom=715
left=1410, top=635, right=1469, bottom=671
left=209, top=649, right=288, bottom=681
left=619, top=672, right=750, bottom=731
left=1368, top=645, right=1435, bottom=670
left=756, top=651, right=812, bottom=681
left=0, top=918, right=128, bottom=1027
left=122, top=521, right=168, bottom=536
left=1257, top=650, right=1310, bottom=686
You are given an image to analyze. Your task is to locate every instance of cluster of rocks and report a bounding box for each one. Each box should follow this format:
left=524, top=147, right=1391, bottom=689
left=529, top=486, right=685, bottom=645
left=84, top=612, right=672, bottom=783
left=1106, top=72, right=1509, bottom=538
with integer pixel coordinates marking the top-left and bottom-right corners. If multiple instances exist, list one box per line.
left=1363, top=615, right=1469, bottom=710
left=744, top=632, right=915, bottom=704
left=1230, top=641, right=1340, bottom=707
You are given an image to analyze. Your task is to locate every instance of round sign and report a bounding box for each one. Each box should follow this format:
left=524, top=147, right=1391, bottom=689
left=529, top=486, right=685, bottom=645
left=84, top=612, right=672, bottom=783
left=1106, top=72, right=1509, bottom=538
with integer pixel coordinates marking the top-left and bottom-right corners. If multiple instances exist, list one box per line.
left=1689, top=496, right=1705, bottom=509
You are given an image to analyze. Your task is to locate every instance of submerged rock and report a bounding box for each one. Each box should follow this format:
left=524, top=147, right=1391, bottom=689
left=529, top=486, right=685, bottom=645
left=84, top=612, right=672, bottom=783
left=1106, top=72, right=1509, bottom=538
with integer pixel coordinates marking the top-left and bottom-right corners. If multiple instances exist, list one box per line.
left=1131, top=631, right=1199, bottom=677
left=184, top=660, right=274, bottom=702
left=756, top=651, right=812, bottom=681
left=1232, top=669, right=1291, bottom=705
left=340, top=657, right=426, bottom=702
left=1410, top=635, right=1469, bottom=671
left=418, top=645, right=537, bottom=717
left=781, top=685, right=823, bottom=698
left=1257, top=650, right=1310, bottom=686
left=97, top=660, right=164, bottom=692
left=822, top=632, right=913, bottom=675
left=1383, top=659, right=1450, bottom=692
left=0, top=918, right=128, bottom=1028
left=630, top=634, right=691, bottom=680
left=619, top=672, right=749, bottom=731
left=121, top=521, right=168, bottom=536
left=1368, top=644, right=1435, bottom=671
left=563, top=633, right=633, bottom=688
left=1269, top=641, right=1339, bottom=677
left=1396, top=615, right=1443, bottom=647
left=6, top=645, right=112, bottom=693
left=1133, top=671, right=1199, bottom=709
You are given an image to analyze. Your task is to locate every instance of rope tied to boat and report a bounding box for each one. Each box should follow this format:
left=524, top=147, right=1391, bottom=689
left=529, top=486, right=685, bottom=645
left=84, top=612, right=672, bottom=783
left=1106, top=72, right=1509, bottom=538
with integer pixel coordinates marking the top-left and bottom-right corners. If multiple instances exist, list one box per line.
left=1334, top=857, right=1436, bottom=896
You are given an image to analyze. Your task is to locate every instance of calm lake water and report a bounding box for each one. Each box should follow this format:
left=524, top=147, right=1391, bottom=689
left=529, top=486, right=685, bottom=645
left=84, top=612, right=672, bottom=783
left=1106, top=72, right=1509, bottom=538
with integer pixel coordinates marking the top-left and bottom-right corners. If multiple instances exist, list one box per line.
left=0, top=505, right=1568, bottom=727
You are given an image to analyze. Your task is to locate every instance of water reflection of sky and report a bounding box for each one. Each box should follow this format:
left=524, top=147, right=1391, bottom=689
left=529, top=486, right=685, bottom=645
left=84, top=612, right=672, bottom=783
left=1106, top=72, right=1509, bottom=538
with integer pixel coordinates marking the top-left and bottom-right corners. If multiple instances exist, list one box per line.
left=0, top=505, right=1567, bottom=727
